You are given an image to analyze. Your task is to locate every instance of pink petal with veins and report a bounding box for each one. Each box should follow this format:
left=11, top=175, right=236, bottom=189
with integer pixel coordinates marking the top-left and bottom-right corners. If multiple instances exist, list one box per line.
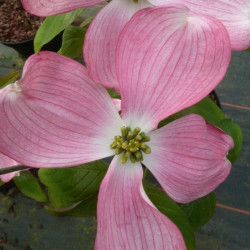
left=143, top=114, right=233, bottom=203
left=148, top=0, right=250, bottom=51
left=95, top=156, right=186, bottom=250
left=84, top=0, right=151, bottom=90
left=21, top=0, right=106, bottom=16
left=116, top=6, right=231, bottom=132
left=0, top=52, right=122, bottom=168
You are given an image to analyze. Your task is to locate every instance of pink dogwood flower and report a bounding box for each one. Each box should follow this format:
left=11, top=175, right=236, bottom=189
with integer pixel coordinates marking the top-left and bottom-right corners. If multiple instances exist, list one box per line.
left=0, top=6, right=233, bottom=249
left=22, top=0, right=250, bottom=89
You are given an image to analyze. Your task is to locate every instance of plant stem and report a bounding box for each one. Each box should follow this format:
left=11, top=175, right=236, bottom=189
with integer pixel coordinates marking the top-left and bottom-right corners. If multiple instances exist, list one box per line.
left=0, top=165, right=29, bottom=175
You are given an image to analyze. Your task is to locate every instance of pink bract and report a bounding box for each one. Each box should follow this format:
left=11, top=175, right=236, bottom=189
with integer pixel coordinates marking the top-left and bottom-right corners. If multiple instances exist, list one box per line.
left=0, top=6, right=233, bottom=249
left=84, top=0, right=152, bottom=90
left=22, top=0, right=249, bottom=89
left=150, top=0, right=250, bottom=51
left=21, top=0, right=105, bottom=16
left=117, top=6, right=231, bottom=130
left=96, top=156, right=186, bottom=249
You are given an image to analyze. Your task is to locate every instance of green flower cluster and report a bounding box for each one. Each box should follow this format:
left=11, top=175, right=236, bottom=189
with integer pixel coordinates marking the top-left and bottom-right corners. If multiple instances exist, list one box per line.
left=110, top=126, right=151, bottom=164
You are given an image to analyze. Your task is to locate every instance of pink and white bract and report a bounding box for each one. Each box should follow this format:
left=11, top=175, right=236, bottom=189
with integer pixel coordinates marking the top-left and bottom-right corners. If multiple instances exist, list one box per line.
left=0, top=6, right=233, bottom=249
left=151, top=0, right=250, bottom=51
left=22, top=0, right=250, bottom=89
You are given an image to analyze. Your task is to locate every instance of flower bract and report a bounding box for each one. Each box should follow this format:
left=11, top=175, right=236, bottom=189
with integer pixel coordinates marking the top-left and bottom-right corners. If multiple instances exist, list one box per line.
left=22, top=0, right=250, bottom=90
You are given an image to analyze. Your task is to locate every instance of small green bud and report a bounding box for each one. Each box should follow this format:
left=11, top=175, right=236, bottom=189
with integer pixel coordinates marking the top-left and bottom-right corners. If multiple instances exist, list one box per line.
left=135, top=135, right=142, bottom=141
left=140, top=142, right=147, bottom=150
left=121, top=126, right=127, bottom=137
left=142, top=146, right=151, bottom=154
left=125, top=151, right=131, bottom=158
left=122, top=142, right=128, bottom=149
left=133, top=127, right=141, bottom=136
left=130, top=146, right=138, bottom=153
left=135, top=151, right=143, bottom=161
left=110, top=142, right=117, bottom=149
left=130, top=154, right=136, bottom=163
left=118, top=137, right=124, bottom=143
left=127, top=131, right=134, bottom=140
left=143, top=136, right=150, bottom=142
left=139, top=132, right=145, bottom=139
left=120, top=153, right=128, bottom=164
left=115, top=147, right=123, bottom=155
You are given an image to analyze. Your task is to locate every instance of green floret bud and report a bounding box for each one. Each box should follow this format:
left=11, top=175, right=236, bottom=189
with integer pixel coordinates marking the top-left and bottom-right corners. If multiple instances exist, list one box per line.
left=121, top=126, right=127, bottom=137
left=143, top=136, right=150, bottom=142
left=130, top=146, right=138, bottom=153
left=115, top=147, right=123, bottom=155
left=135, top=151, right=143, bottom=161
left=120, top=153, right=128, bottom=164
left=130, top=154, right=136, bottom=163
left=135, top=134, right=142, bottom=141
left=142, top=146, right=151, bottom=154
left=125, top=151, right=131, bottom=158
left=133, top=127, right=141, bottom=136
left=127, top=131, right=134, bottom=140
left=122, top=141, right=128, bottom=149
left=110, top=142, right=117, bottom=149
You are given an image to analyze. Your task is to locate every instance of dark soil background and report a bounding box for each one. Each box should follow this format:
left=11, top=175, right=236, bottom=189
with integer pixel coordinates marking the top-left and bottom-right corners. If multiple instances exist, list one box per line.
left=0, top=0, right=43, bottom=42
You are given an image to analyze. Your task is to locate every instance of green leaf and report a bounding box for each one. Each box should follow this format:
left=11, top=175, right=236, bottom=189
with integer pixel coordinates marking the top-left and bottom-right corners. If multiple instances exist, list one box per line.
left=179, top=192, right=216, bottom=232
left=0, top=71, right=21, bottom=89
left=58, top=25, right=86, bottom=58
left=34, top=8, right=83, bottom=53
left=107, top=88, right=121, bottom=99
left=158, top=97, right=225, bottom=128
left=14, top=171, right=48, bottom=202
left=80, top=16, right=94, bottom=28
left=46, top=189, right=68, bottom=208
left=143, top=182, right=195, bottom=250
left=0, top=180, right=4, bottom=187
left=45, top=193, right=97, bottom=217
left=246, top=47, right=250, bottom=52
left=38, top=160, right=108, bottom=208
left=217, top=119, right=242, bottom=163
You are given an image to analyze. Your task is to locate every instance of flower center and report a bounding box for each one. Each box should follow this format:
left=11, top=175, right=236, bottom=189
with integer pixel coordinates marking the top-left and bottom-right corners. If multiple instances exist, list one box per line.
left=110, top=126, right=151, bottom=164
left=7, top=81, right=23, bottom=100
left=9, top=81, right=22, bottom=93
